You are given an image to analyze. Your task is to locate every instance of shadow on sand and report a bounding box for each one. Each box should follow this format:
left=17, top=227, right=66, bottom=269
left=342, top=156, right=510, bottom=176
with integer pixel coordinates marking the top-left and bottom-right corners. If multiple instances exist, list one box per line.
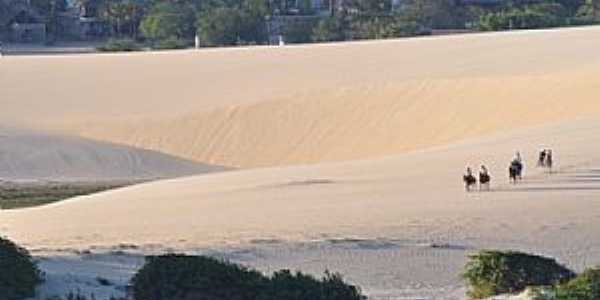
left=493, top=186, right=600, bottom=192
left=487, top=167, right=600, bottom=193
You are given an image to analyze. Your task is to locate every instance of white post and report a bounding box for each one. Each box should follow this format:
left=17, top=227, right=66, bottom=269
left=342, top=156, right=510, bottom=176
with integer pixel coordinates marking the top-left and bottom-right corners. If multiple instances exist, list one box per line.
left=195, top=34, right=200, bottom=49
left=278, top=35, right=285, bottom=46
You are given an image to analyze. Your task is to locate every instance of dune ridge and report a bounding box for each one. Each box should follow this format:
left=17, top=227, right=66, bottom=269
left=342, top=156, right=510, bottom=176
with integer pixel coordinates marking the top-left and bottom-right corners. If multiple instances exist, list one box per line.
left=60, top=69, right=600, bottom=167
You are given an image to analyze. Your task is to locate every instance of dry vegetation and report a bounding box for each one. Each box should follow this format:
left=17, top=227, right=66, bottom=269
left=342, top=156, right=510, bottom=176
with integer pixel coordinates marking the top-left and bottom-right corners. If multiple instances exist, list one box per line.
left=0, top=181, right=139, bottom=209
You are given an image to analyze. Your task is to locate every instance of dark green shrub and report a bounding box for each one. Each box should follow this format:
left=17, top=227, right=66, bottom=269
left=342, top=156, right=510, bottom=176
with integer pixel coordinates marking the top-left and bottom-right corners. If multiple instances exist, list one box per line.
left=0, top=236, right=42, bottom=300
left=463, top=250, right=575, bottom=299
left=553, top=268, right=600, bottom=300
left=320, top=271, right=366, bottom=300
left=153, top=37, right=189, bottom=50
left=268, top=270, right=322, bottom=299
left=283, top=20, right=317, bottom=44
left=131, top=254, right=268, bottom=300
left=97, top=39, right=142, bottom=52
left=131, top=254, right=366, bottom=300
left=45, top=292, right=125, bottom=300
left=268, top=270, right=364, bottom=300
left=312, top=17, right=347, bottom=42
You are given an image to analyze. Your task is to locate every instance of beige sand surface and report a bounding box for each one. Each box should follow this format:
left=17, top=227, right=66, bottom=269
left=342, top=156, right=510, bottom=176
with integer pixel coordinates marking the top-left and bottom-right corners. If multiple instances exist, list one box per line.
left=2, top=26, right=600, bottom=167
left=3, top=117, right=600, bottom=250
left=3, top=118, right=600, bottom=299
left=3, top=26, right=600, bottom=299
left=0, top=126, right=225, bottom=181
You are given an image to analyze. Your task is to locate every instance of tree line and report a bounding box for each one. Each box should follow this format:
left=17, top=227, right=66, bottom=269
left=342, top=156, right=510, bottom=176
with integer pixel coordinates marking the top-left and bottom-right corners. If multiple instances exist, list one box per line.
left=1, top=0, right=600, bottom=49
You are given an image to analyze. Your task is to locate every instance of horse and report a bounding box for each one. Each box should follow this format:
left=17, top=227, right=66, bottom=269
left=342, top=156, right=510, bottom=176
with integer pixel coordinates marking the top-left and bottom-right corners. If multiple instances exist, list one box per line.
left=538, top=150, right=547, bottom=167
left=463, top=170, right=477, bottom=192
left=509, top=160, right=522, bottom=184
left=545, top=150, right=553, bottom=172
left=479, top=172, right=491, bottom=191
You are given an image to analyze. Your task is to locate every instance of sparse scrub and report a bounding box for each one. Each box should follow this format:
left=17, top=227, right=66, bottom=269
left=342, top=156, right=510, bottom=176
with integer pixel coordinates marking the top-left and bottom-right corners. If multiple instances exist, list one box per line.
left=45, top=291, right=126, bottom=300
left=463, top=250, right=575, bottom=299
left=152, top=37, right=189, bottom=50
left=97, top=39, right=142, bottom=52
left=0, top=236, right=42, bottom=300
left=0, top=181, right=136, bottom=210
left=131, top=254, right=366, bottom=300
left=551, top=268, right=600, bottom=300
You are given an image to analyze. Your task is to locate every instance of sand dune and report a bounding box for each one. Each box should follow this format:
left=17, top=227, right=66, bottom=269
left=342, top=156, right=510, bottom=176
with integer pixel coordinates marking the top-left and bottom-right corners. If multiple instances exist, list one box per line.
left=4, top=26, right=600, bottom=299
left=3, top=118, right=600, bottom=299
left=62, top=71, right=600, bottom=167
left=4, top=118, right=600, bottom=249
left=0, top=126, right=225, bottom=181
left=2, top=27, right=600, bottom=167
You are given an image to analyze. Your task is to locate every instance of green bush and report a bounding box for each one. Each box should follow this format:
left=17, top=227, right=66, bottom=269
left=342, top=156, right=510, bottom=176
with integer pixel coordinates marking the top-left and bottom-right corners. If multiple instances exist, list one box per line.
left=131, top=254, right=268, bottom=300
left=283, top=21, right=317, bottom=44
left=153, top=37, right=190, bottom=50
left=97, top=39, right=142, bottom=52
left=45, top=291, right=126, bottom=300
left=268, top=270, right=365, bottom=300
left=477, top=4, right=567, bottom=31
left=131, top=254, right=366, bottom=300
left=312, top=17, right=347, bottom=42
left=552, top=268, right=600, bottom=300
left=350, top=17, right=422, bottom=40
left=463, top=250, right=575, bottom=299
left=0, top=236, right=42, bottom=300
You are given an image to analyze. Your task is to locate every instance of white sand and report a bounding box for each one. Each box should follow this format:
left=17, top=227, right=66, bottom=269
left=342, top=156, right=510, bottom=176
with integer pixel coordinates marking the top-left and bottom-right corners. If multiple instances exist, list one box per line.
left=0, top=126, right=226, bottom=181
left=2, top=27, right=600, bottom=299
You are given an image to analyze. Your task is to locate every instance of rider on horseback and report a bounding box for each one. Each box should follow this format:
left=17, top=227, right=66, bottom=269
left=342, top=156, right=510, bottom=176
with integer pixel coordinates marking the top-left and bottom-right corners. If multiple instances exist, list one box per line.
left=463, top=167, right=477, bottom=192
left=479, top=165, right=491, bottom=191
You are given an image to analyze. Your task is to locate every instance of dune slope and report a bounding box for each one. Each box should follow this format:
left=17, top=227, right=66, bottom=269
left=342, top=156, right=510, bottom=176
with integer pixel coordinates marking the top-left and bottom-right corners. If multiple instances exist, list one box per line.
left=2, top=27, right=600, bottom=167
left=0, top=126, right=226, bottom=181
left=3, top=118, right=600, bottom=249
left=3, top=118, right=600, bottom=299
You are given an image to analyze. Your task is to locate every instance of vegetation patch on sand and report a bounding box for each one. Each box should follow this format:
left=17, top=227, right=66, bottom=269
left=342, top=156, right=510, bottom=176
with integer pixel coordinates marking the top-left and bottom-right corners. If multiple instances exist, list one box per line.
left=132, top=254, right=366, bottom=300
left=463, top=250, right=575, bottom=299
left=0, top=236, right=42, bottom=300
left=0, top=181, right=140, bottom=210
left=538, top=267, right=600, bottom=300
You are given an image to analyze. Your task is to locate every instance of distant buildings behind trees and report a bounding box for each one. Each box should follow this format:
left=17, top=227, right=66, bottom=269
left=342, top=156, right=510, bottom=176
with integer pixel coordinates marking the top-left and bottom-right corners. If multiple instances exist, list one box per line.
left=0, top=0, right=598, bottom=49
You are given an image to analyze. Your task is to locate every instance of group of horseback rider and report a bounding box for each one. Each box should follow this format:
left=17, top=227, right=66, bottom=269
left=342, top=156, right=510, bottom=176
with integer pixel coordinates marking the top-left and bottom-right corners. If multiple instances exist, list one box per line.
left=463, top=150, right=554, bottom=191
left=463, top=165, right=491, bottom=192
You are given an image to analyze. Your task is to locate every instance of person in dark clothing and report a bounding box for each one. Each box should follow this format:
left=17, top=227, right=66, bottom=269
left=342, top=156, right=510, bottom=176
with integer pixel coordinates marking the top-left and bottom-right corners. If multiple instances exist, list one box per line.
left=512, top=151, right=524, bottom=179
